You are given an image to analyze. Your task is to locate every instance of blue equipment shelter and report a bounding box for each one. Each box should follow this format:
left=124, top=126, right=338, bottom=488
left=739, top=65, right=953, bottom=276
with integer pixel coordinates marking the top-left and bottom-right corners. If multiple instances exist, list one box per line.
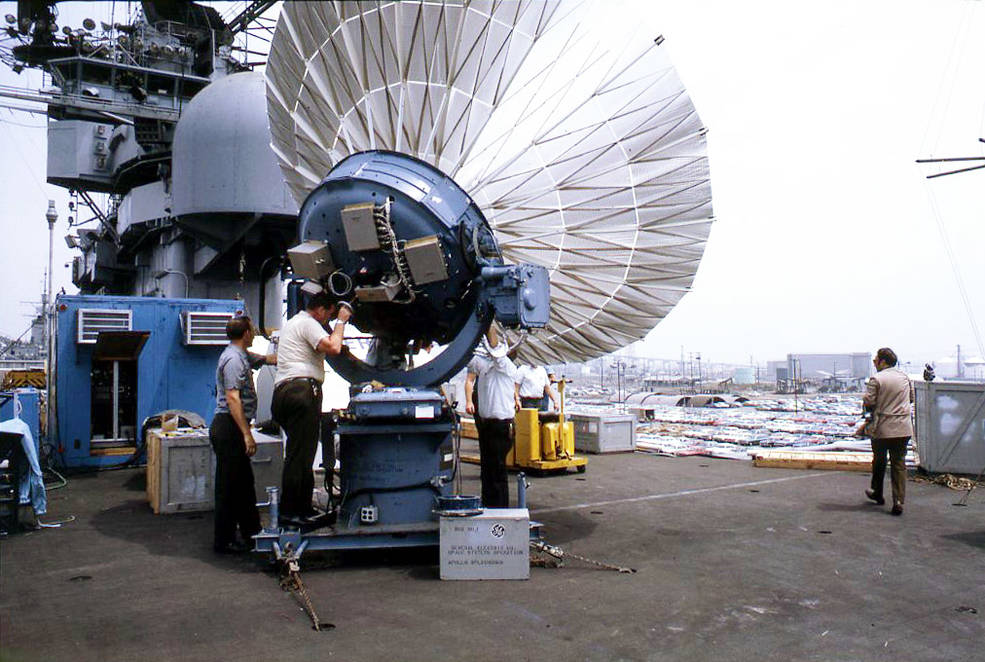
left=53, top=295, right=242, bottom=469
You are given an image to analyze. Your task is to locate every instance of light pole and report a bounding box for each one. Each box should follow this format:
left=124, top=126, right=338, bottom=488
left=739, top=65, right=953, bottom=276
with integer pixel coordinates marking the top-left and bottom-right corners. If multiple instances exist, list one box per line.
left=793, top=358, right=801, bottom=413
left=610, top=360, right=626, bottom=404
left=44, top=200, right=57, bottom=449
left=687, top=352, right=694, bottom=393
left=680, top=346, right=685, bottom=394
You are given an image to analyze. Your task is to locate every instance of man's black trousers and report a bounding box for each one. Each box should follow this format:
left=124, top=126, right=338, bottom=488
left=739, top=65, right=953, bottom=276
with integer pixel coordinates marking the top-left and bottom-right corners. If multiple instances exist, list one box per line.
left=209, top=413, right=260, bottom=548
left=476, top=417, right=513, bottom=508
left=271, top=378, right=322, bottom=518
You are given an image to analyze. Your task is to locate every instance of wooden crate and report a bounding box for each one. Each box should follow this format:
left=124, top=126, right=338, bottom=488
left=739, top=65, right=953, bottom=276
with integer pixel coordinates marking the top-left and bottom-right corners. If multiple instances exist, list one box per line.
left=146, top=428, right=214, bottom=514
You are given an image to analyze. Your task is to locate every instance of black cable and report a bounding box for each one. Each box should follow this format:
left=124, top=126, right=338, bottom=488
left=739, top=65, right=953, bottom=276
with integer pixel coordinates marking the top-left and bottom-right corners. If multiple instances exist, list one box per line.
left=256, top=255, right=282, bottom=339
left=341, top=480, right=442, bottom=503
left=448, top=405, right=460, bottom=485
left=43, top=466, right=67, bottom=490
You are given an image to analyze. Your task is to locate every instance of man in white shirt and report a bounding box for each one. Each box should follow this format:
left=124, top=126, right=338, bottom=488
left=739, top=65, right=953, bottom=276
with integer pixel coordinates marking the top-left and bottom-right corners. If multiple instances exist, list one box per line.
left=515, top=363, right=559, bottom=412
left=464, top=325, right=518, bottom=508
left=271, top=292, right=351, bottom=526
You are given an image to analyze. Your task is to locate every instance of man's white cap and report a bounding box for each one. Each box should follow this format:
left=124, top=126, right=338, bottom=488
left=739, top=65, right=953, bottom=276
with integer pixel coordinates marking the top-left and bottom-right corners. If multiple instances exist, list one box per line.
left=482, top=335, right=509, bottom=359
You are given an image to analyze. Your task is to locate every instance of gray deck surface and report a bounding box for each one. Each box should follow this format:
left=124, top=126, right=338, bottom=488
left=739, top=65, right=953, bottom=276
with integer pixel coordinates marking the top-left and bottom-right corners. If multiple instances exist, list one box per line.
left=2, top=452, right=984, bottom=662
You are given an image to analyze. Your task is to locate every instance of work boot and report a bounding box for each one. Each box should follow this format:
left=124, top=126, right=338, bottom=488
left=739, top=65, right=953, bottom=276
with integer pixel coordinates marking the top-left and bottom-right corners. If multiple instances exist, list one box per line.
left=891, top=502, right=903, bottom=516
left=865, top=489, right=885, bottom=505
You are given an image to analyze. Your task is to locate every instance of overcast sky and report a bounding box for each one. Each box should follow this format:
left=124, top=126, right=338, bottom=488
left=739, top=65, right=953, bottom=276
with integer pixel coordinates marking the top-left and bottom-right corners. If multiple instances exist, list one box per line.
left=636, top=0, right=985, bottom=368
left=1, top=1, right=983, bottom=369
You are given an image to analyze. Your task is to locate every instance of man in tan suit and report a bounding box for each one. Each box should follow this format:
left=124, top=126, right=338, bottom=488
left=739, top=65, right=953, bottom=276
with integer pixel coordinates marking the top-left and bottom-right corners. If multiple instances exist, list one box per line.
left=859, top=347, right=913, bottom=515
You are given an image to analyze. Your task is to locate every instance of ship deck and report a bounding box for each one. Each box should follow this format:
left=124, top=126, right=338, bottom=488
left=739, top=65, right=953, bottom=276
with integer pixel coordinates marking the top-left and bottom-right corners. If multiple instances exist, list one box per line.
left=2, top=450, right=983, bottom=662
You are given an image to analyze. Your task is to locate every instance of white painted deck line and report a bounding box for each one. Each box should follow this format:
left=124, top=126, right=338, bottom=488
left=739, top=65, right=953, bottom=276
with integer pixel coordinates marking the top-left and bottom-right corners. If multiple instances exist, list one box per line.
left=530, top=473, right=833, bottom=515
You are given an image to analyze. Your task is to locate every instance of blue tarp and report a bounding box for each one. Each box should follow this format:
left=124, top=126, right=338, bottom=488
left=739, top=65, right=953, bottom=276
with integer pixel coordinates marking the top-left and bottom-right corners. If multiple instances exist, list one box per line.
left=0, top=417, right=46, bottom=515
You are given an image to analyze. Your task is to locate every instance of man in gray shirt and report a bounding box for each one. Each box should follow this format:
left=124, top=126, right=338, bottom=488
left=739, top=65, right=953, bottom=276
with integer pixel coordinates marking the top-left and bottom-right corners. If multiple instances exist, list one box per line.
left=210, top=316, right=276, bottom=553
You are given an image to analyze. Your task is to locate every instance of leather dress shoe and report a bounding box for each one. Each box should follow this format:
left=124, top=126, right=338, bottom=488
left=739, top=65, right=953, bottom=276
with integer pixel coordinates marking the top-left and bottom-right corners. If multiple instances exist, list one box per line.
left=865, top=489, right=885, bottom=505
left=891, top=503, right=903, bottom=516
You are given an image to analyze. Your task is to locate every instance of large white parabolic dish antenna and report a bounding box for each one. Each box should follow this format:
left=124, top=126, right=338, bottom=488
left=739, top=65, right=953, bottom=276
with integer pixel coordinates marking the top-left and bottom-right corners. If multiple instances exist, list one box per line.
left=265, top=0, right=713, bottom=364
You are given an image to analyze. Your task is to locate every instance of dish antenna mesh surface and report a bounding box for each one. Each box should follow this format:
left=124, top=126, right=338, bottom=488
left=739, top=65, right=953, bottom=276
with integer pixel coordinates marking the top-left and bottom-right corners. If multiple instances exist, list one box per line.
left=266, top=0, right=713, bottom=364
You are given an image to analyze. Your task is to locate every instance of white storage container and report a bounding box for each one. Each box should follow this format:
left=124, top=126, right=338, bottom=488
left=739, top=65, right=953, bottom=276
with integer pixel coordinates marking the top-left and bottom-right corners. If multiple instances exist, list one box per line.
left=914, top=381, right=985, bottom=474
left=440, top=509, right=530, bottom=580
left=570, top=412, right=637, bottom=453
left=249, top=431, right=284, bottom=503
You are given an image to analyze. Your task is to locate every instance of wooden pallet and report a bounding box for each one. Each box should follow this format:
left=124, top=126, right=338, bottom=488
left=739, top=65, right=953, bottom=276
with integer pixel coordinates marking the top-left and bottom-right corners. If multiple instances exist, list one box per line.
left=89, top=447, right=137, bottom=457
left=753, top=451, right=872, bottom=472
left=460, top=418, right=478, bottom=440
left=146, top=431, right=161, bottom=513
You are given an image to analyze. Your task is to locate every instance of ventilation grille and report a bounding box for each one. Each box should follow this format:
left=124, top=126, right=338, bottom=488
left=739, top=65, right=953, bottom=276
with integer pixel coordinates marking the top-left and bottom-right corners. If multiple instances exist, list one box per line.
left=77, top=309, right=132, bottom=344
left=182, top=311, right=233, bottom=346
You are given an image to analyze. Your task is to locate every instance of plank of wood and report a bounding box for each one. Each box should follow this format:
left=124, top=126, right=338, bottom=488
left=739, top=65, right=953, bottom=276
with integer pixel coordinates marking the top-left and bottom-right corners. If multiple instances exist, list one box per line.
left=147, top=430, right=160, bottom=513
left=636, top=440, right=705, bottom=456
left=461, top=418, right=478, bottom=440
left=88, top=448, right=135, bottom=456
left=753, top=451, right=872, bottom=472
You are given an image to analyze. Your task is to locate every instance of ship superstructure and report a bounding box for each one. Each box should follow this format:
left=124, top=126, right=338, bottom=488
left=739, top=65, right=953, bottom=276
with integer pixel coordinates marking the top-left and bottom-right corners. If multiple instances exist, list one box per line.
left=1, top=1, right=289, bottom=331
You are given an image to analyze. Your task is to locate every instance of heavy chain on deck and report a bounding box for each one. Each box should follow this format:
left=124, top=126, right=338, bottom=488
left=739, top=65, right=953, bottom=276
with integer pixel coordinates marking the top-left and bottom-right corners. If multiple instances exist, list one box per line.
left=912, top=472, right=985, bottom=491
left=530, top=540, right=636, bottom=574
left=280, top=560, right=334, bottom=631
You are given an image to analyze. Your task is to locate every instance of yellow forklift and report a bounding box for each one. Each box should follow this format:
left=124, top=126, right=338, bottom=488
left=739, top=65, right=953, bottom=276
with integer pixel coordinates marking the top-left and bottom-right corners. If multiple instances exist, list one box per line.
left=508, top=378, right=587, bottom=474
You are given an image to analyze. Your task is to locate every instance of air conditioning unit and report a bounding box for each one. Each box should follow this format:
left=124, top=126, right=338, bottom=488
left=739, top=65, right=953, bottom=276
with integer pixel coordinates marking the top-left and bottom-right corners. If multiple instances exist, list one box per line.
left=181, top=311, right=233, bottom=346
left=77, top=309, right=132, bottom=344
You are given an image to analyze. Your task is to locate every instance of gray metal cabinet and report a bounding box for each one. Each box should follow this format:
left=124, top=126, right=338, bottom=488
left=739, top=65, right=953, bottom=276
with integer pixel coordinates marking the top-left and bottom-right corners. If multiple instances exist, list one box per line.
left=915, top=381, right=985, bottom=474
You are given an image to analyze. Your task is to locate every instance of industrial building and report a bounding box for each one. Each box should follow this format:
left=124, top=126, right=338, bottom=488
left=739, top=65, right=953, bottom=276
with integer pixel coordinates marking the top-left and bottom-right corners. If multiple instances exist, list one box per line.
left=768, top=352, right=871, bottom=384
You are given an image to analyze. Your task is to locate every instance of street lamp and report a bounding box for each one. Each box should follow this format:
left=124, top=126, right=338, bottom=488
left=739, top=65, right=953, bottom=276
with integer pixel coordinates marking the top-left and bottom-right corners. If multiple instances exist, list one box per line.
left=45, top=200, right=57, bottom=308
left=793, top=358, right=802, bottom=413
left=44, top=200, right=57, bottom=451
left=609, top=360, right=628, bottom=405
